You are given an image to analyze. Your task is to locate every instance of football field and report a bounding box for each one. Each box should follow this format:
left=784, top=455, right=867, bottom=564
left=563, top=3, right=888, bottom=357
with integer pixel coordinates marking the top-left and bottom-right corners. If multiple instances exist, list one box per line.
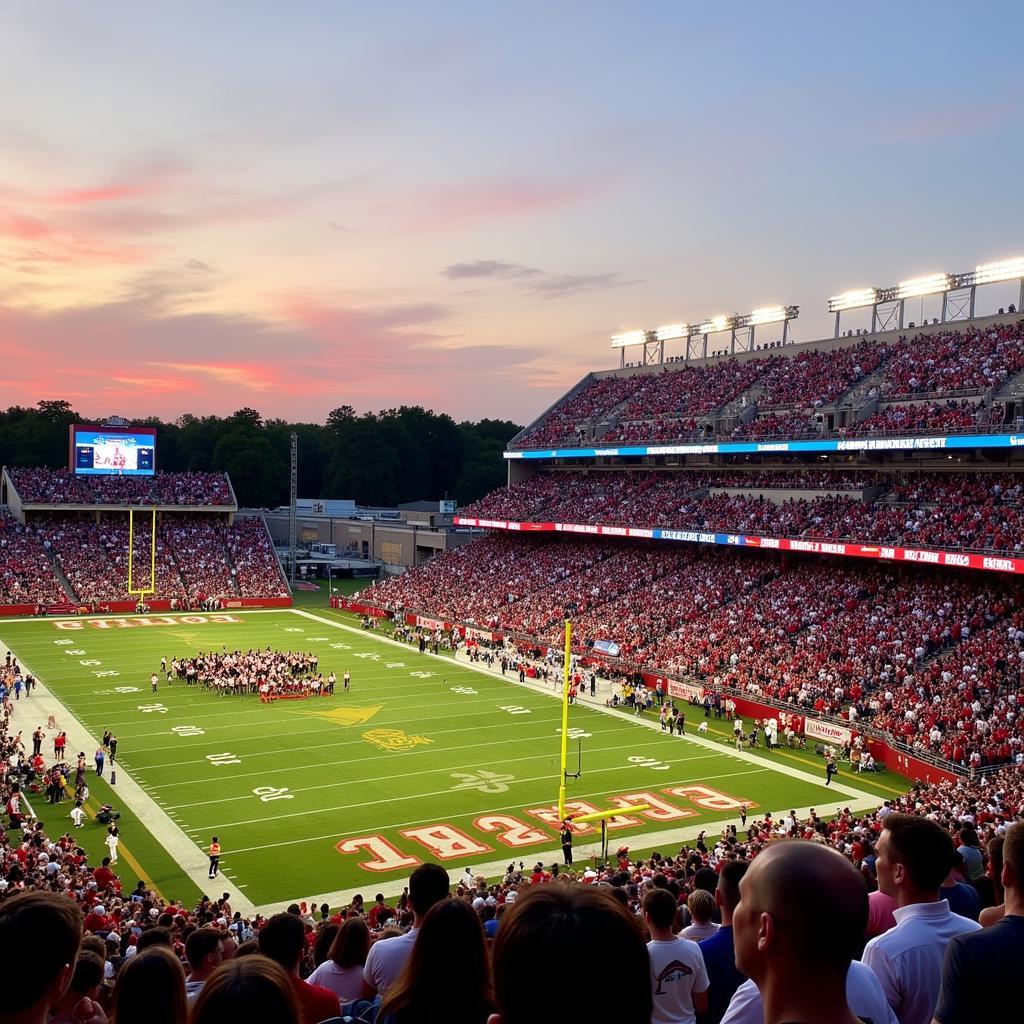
left=0, top=605, right=894, bottom=912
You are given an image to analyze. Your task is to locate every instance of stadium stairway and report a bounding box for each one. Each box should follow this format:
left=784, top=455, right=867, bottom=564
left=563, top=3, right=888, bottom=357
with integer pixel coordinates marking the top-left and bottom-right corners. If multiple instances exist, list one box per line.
left=49, top=557, right=80, bottom=602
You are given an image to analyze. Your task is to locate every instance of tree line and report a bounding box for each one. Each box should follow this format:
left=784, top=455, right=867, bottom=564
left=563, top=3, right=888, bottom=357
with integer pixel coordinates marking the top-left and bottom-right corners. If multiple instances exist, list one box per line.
left=0, top=401, right=520, bottom=509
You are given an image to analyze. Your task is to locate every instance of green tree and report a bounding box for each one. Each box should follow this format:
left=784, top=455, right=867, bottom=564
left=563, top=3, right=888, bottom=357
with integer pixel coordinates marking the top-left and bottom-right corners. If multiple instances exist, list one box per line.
left=211, top=427, right=286, bottom=507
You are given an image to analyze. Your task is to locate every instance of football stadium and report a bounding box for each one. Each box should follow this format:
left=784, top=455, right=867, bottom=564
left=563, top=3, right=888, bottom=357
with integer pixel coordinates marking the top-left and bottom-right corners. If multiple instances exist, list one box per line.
left=1, top=7, right=1022, bottom=1024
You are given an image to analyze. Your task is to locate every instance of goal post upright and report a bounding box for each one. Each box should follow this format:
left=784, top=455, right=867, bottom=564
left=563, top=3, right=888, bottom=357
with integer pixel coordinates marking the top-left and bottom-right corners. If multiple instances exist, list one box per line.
left=557, top=619, right=572, bottom=820
left=557, top=617, right=649, bottom=830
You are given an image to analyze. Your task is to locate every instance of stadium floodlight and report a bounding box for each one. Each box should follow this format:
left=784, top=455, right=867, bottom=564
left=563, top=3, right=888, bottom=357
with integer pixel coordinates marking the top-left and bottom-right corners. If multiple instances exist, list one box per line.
left=973, top=257, right=1024, bottom=285
left=895, top=273, right=951, bottom=299
left=610, top=330, right=646, bottom=348
left=655, top=323, right=688, bottom=341
left=828, top=288, right=879, bottom=312
left=697, top=315, right=732, bottom=334
left=748, top=305, right=788, bottom=326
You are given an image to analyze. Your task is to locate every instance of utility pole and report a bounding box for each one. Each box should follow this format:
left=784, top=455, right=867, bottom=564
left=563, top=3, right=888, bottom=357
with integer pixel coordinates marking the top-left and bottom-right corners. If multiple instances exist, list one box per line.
left=289, top=432, right=298, bottom=585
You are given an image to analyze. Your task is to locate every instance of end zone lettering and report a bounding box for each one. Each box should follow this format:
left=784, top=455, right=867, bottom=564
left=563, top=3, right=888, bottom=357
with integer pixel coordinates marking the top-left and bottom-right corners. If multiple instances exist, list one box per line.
left=55, top=614, right=244, bottom=630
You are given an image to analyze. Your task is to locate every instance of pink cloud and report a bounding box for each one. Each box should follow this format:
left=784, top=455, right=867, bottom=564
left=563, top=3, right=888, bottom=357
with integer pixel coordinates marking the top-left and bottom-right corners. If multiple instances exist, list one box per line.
left=0, top=286, right=551, bottom=423
left=44, top=181, right=170, bottom=207
left=0, top=211, right=52, bottom=240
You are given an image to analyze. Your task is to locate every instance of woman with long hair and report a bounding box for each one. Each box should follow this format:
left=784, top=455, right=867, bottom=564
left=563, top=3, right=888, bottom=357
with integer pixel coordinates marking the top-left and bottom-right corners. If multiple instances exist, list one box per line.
left=307, top=915, right=373, bottom=1004
left=378, top=898, right=493, bottom=1024
left=191, top=955, right=300, bottom=1024
left=110, top=946, right=187, bottom=1024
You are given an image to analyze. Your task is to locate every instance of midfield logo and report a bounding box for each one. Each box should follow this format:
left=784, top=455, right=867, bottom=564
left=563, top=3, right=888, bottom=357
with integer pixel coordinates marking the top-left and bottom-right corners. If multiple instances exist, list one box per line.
left=449, top=770, right=515, bottom=794
left=362, top=728, right=433, bottom=751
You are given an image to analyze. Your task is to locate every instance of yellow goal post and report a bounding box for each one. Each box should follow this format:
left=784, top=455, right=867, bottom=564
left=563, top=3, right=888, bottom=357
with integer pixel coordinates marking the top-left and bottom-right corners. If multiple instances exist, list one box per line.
left=557, top=619, right=649, bottom=827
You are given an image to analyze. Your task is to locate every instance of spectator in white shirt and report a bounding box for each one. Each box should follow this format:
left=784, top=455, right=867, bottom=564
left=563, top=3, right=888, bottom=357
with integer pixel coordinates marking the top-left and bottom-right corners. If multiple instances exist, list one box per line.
left=732, top=840, right=868, bottom=1024
left=644, top=887, right=709, bottom=1024
left=721, top=961, right=897, bottom=1024
left=362, top=862, right=449, bottom=997
left=862, top=814, right=981, bottom=1024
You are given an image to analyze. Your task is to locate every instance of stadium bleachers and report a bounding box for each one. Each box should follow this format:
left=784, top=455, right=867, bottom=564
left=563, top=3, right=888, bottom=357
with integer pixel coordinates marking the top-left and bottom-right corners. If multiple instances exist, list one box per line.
left=6, top=467, right=235, bottom=506
left=0, top=467, right=289, bottom=605
left=510, top=319, right=1024, bottom=449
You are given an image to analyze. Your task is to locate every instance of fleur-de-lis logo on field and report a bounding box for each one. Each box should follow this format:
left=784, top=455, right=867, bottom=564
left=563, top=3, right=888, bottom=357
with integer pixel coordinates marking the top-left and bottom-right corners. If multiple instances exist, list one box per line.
left=449, top=770, right=515, bottom=794
left=362, top=728, right=433, bottom=751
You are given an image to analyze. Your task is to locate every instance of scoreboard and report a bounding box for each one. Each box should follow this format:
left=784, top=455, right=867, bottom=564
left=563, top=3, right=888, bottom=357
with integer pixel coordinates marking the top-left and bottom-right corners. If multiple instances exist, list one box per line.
left=69, top=424, right=157, bottom=476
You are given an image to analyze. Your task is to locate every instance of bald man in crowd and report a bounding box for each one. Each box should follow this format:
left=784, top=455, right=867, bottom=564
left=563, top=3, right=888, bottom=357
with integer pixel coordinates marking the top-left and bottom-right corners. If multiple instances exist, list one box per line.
left=732, top=839, right=871, bottom=1024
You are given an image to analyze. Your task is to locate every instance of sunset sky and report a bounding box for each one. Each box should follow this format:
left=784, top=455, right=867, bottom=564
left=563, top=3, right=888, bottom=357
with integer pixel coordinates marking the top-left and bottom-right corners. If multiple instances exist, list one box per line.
left=2, top=1, right=1022, bottom=425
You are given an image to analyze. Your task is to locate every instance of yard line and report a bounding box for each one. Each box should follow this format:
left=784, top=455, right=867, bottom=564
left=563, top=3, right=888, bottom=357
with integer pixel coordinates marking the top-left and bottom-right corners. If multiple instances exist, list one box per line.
left=165, top=738, right=719, bottom=811
left=58, top=680, right=560, bottom=724
left=124, top=706, right=569, bottom=754
left=149, top=736, right=723, bottom=793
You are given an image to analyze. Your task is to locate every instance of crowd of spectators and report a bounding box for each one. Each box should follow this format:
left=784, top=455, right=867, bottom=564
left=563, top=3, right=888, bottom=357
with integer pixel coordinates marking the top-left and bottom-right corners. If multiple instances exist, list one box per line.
left=459, top=469, right=1024, bottom=557
left=365, top=533, right=1024, bottom=767
left=878, top=321, right=1024, bottom=397
left=7, top=468, right=234, bottom=507
left=846, top=400, right=992, bottom=437
left=510, top=320, right=1024, bottom=450
left=0, top=510, right=287, bottom=606
left=755, top=339, right=886, bottom=409
left=0, top=513, right=67, bottom=605
left=509, top=374, right=649, bottom=448
left=227, top=517, right=290, bottom=598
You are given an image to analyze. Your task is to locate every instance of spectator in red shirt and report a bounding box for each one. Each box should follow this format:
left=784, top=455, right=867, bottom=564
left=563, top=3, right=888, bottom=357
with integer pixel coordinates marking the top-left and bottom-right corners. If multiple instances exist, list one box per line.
left=257, top=912, right=340, bottom=1024
left=367, top=892, right=394, bottom=929
left=93, top=858, right=117, bottom=891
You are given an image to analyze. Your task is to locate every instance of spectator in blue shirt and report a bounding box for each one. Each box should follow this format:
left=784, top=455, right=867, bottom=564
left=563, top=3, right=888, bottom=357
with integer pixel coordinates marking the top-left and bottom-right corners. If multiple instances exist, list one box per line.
left=698, top=858, right=749, bottom=1024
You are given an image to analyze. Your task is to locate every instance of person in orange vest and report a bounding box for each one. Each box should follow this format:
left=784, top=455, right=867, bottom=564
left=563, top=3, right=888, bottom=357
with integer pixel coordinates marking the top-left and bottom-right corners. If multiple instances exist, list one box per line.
left=209, top=836, right=221, bottom=879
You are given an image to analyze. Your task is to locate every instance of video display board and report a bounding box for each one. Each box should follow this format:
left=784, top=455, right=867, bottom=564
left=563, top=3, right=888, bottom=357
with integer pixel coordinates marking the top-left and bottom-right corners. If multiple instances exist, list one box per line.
left=69, top=424, right=157, bottom=476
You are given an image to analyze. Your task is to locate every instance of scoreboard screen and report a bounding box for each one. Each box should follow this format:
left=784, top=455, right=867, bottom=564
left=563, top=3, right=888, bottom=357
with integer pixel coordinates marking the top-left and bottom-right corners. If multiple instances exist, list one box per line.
left=70, top=425, right=157, bottom=476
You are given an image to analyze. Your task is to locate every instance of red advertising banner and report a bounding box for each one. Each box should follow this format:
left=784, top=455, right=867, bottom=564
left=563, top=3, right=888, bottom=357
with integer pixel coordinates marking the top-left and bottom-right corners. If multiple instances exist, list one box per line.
left=453, top=517, right=1023, bottom=577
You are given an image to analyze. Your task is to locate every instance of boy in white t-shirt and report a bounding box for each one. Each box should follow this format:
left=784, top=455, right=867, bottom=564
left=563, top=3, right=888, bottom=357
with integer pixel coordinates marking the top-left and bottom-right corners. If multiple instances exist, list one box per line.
left=643, top=887, right=709, bottom=1024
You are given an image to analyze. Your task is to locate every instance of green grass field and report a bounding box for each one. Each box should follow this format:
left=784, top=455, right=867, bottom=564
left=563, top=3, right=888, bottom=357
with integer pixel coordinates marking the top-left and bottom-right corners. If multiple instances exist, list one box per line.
left=0, top=593, right=901, bottom=912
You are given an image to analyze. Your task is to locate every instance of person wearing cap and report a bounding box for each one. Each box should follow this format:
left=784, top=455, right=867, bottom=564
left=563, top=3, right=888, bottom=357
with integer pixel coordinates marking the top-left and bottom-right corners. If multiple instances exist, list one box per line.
left=83, top=904, right=109, bottom=934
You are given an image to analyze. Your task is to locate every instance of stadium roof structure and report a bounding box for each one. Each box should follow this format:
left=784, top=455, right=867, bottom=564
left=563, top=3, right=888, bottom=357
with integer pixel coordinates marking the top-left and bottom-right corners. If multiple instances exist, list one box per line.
left=829, top=256, right=1024, bottom=335
left=611, top=305, right=799, bottom=366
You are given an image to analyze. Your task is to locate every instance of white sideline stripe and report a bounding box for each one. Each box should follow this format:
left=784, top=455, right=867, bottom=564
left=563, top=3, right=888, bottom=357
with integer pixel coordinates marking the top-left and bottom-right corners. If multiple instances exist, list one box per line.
left=0, top=639, right=256, bottom=917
